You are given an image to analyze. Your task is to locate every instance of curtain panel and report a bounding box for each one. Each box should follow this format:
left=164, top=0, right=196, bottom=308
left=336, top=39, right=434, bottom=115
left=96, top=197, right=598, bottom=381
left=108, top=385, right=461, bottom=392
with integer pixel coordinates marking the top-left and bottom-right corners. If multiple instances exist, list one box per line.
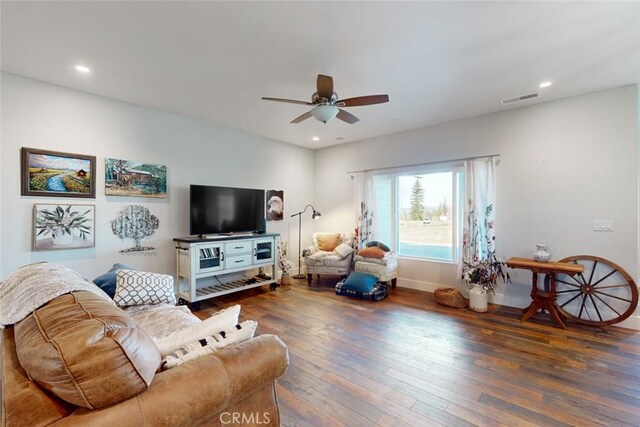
left=461, top=157, right=497, bottom=266
left=353, top=171, right=377, bottom=250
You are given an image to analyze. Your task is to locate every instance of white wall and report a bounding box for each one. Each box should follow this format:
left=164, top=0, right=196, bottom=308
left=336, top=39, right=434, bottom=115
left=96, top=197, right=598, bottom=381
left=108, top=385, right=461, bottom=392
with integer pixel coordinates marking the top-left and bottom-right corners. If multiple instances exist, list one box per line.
left=315, top=85, right=639, bottom=327
left=0, top=72, right=315, bottom=280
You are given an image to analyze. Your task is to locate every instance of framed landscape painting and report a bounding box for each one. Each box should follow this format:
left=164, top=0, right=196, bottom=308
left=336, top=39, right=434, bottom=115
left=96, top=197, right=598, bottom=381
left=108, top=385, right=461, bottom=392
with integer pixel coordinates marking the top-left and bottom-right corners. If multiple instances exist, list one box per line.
left=21, top=148, right=96, bottom=198
left=33, top=204, right=95, bottom=251
left=105, top=158, right=167, bottom=198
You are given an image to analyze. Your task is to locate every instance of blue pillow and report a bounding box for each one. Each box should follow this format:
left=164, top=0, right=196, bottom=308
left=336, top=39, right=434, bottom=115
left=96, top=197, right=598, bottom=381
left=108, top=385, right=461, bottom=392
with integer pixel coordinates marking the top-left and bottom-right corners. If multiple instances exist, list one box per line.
left=93, top=263, right=131, bottom=298
left=341, top=272, right=379, bottom=293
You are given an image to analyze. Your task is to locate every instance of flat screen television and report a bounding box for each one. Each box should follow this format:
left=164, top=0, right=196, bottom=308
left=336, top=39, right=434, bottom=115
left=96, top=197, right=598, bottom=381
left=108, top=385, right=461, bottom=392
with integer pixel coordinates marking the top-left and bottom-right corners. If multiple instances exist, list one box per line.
left=190, top=185, right=265, bottom=236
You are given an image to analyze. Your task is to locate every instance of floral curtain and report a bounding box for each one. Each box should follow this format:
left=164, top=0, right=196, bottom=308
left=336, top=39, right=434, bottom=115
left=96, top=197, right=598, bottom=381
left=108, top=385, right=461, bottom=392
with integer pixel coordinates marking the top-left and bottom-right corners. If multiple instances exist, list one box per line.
left=353, top=171, right=377, bottom=250
left=461, top=157, right=497, bottom=266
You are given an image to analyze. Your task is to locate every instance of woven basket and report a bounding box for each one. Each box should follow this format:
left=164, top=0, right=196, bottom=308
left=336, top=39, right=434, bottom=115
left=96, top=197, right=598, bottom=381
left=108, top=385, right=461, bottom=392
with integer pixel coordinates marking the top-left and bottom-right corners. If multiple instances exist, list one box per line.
left=434, top=287, right=468, bottom=308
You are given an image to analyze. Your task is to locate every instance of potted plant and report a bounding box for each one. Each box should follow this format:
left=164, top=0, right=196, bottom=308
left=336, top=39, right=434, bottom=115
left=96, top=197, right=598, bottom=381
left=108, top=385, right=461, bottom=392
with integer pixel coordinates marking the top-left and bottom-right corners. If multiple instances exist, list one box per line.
left=278, top=241, right=295, bottom=285
left=35, top=205, right=92, bottom=246
left=462, top=250, right=510, bottom=312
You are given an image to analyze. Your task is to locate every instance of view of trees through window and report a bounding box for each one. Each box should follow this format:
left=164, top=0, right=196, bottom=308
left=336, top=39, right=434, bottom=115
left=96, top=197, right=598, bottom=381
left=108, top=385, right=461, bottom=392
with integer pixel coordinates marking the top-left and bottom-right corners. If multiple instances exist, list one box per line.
left=398, top=172, right=453, bottom=260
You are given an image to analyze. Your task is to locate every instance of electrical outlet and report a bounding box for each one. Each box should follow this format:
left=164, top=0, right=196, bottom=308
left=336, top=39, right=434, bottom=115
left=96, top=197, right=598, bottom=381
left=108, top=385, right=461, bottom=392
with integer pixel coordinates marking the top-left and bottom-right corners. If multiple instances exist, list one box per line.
left=593, top=220, right=613, bottom=232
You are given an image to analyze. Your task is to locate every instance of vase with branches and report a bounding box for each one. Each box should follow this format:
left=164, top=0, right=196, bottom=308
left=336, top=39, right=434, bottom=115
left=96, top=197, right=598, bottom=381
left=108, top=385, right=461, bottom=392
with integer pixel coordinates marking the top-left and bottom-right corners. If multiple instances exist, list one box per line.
left=278, top=241, right=295, bottom=285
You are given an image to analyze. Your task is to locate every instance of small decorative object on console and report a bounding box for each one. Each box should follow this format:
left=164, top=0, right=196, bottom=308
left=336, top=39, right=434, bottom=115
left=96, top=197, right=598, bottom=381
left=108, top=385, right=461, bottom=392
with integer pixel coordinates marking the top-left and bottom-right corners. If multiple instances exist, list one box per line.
left=533, top=244, right=553, bottom=262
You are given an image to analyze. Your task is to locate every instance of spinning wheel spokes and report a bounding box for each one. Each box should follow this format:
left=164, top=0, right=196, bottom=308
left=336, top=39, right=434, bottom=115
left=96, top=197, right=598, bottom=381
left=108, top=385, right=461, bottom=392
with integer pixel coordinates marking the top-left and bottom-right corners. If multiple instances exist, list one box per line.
left=555, top=255, right=638, bottom=326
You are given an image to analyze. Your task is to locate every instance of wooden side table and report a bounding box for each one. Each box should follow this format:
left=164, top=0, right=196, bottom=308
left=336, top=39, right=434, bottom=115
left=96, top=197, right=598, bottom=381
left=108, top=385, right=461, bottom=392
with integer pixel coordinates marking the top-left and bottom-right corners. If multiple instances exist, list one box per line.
left=506, top=257, right=584, bottom=329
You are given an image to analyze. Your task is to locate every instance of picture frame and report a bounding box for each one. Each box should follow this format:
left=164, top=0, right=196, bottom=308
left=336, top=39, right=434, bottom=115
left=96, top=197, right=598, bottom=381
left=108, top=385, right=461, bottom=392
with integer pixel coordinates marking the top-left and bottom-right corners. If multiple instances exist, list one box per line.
left=33, top=204, right=96, bottom=251
left=266, top=190, right=284, bottom=221
left=21, top=147, right=96, bottom=198
left=105, top=157, right=167, bottom=198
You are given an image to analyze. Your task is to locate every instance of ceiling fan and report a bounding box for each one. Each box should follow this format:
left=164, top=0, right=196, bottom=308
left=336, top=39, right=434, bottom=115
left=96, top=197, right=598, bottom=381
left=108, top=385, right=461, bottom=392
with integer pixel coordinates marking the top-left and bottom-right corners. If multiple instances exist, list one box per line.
left=261, top=74, right=389, bottom=124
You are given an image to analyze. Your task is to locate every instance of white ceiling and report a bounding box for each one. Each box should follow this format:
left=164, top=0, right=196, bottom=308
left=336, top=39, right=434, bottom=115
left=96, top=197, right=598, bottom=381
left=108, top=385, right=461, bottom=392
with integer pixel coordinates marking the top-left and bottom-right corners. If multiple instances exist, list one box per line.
left=2, top=1, right=639, bottom=149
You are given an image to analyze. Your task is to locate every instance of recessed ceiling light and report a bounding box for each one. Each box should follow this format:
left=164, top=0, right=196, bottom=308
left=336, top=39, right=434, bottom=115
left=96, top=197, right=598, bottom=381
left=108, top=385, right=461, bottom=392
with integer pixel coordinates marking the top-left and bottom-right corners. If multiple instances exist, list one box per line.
left=539, top=81, right=552, bottom=88
left=75, top=65, right=91, bottom=73
left=312, top=136, right=320, bottom=141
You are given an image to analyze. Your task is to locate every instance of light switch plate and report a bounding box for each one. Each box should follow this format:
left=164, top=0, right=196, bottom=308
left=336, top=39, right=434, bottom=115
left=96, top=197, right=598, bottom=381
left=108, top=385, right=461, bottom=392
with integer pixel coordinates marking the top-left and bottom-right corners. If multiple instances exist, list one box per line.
left=593, top=220, right=613, bottom=231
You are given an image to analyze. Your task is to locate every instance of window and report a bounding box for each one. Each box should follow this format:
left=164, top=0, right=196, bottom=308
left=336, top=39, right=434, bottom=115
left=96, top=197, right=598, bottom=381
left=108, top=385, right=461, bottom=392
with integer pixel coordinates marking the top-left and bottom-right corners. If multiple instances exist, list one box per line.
left=373, top=166, right=463, bottom=262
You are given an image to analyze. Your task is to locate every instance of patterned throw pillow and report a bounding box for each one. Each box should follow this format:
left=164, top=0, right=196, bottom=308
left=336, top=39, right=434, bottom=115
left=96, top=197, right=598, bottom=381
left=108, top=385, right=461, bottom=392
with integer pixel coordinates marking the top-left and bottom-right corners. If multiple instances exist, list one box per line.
left=333, top=243, right=354, bottom=260
left=160, top=320, right=257, bottom=370
left=114, top=270, right=176, bottom=307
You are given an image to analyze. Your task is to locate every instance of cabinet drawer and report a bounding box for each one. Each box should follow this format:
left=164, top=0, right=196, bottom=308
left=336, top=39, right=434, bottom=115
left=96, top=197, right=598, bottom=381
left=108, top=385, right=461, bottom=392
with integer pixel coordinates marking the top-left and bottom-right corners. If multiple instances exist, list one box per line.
left=225, top=241, right=252, bottom=255
left=226, top=254, right=252, bottom=269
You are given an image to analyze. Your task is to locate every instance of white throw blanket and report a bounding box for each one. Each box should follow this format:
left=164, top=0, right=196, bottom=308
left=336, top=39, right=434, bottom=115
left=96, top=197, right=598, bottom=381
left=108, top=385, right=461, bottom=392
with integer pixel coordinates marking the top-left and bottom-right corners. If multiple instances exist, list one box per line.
left=0, top=263, right=113, bottom=326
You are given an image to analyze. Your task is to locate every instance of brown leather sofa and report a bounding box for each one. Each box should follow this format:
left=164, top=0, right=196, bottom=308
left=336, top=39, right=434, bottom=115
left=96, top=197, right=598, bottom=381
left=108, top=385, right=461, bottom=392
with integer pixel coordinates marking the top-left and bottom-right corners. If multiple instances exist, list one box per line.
left=1, top=291, right=289, bottom=427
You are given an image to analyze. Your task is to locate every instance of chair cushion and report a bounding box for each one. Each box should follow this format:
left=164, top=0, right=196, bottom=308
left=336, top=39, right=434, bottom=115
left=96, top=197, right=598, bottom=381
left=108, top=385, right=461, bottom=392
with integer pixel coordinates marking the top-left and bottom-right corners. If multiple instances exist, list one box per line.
left=14, top=291, right=160, bottom=409
left=333, top=243, right=354, bottom=259
left=358, top=246, right=386, bottom=259
left=317, top=233, right=342, bottom=251
left=305, top=253, right=350, bottom=268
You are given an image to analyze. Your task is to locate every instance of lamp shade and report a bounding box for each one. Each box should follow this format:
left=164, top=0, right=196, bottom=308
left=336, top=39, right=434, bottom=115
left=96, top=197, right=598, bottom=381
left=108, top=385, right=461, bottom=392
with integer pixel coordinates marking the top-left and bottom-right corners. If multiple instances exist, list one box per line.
left=311, top=105, right=339, bottom=123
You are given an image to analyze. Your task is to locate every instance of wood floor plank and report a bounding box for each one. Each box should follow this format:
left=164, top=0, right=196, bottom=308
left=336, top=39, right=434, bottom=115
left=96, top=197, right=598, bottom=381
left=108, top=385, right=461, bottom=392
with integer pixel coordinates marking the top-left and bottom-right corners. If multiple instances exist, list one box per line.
left=195, top=278, right=640, bottom=426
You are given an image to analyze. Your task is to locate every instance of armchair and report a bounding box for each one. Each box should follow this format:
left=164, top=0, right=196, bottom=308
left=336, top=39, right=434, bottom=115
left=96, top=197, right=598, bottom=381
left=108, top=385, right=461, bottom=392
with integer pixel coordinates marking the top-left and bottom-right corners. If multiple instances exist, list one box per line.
left=302, top=232, right=354, bottom=284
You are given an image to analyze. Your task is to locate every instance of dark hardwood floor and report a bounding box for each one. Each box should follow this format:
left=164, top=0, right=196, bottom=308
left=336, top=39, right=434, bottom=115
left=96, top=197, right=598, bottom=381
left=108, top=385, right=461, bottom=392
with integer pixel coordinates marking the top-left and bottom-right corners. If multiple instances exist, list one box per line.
left=194, top=277, right=640, bottom=427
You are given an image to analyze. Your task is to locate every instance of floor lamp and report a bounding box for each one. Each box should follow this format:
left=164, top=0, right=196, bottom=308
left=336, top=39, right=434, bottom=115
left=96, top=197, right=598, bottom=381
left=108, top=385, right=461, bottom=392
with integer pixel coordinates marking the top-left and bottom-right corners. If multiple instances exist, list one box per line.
left=291, top=204, right=321, bottom=279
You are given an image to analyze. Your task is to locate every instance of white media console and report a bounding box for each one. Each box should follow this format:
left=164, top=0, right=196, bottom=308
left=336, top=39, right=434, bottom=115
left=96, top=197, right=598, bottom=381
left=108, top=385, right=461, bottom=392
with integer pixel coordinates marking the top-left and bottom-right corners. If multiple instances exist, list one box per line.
left=173, top=233, right=279, bottom=310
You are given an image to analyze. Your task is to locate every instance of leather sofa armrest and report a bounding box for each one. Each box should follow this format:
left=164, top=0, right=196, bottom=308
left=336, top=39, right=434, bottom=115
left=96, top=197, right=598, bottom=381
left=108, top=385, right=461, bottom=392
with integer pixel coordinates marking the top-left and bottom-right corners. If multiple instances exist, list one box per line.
left=52, top=335, right=289, bottom=427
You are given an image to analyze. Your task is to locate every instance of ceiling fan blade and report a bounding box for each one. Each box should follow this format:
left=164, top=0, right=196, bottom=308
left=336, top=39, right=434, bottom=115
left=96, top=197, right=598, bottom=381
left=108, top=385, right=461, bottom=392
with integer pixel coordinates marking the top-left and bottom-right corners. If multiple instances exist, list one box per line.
left=337, top=94, right=389, bottom=107
left=262, top=97, right=313, bottom=106
left=291, top=111, right=313, bottom=124
left=316, top=74, right=334, bottom=99
left=336, top=109, right=359, bottom=124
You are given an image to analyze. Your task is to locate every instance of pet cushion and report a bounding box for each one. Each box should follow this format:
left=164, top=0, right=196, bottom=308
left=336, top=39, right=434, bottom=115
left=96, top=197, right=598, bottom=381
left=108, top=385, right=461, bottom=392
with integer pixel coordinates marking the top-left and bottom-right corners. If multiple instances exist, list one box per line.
left=113, top=270, right=176, bottom=307
left=358, top=246, right=386, bottom=259
left=14, top=291, right=160, bottom=409
left=152, top=305, right=241, bottom=356
left=336, top=279, right=388, bottom=301
left=317, top=233, right=342, bottom=252
left=333, top=243, right=354, bottom=259
left=160, top=320, right=257, bottom=370
left=92, top=263, right=132, bottom=298
left=341, top=272, right=379, bottom=293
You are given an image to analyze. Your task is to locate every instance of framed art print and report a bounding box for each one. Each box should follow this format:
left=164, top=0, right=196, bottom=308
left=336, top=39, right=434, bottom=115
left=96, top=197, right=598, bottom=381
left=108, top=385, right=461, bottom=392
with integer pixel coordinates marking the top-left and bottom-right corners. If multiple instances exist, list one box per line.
left=21, top=147, right=96, bottom=198
left=33, top=204, right=95, bottom=251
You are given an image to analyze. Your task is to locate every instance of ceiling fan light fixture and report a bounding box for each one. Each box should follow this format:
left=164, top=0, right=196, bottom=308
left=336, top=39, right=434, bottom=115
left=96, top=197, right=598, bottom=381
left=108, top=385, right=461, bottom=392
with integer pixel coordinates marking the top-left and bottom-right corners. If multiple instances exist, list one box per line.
left=311, top=105, right=339, bottom=123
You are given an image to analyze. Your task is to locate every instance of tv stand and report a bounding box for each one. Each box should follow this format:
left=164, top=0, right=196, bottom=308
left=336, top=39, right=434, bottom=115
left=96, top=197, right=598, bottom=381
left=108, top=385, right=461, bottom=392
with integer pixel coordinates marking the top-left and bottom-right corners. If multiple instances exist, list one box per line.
left=173, top=233, right=279, bottom=309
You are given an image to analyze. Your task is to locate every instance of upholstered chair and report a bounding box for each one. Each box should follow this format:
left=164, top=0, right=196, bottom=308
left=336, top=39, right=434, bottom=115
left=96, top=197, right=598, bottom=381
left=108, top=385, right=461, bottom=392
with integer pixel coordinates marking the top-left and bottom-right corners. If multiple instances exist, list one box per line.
left=302, top=232, right=354, bottom=284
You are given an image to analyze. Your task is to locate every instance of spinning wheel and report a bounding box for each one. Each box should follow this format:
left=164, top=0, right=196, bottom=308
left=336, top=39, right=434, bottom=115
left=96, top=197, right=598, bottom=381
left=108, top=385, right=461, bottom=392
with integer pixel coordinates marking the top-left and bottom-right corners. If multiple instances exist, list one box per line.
left=555, top=255, right=638, bottom=326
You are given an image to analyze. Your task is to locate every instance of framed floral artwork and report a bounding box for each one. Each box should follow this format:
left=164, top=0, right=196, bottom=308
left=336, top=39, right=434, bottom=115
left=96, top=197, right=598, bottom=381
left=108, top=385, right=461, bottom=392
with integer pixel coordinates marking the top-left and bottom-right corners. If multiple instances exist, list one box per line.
left=33, top=204, right=95, bottom=251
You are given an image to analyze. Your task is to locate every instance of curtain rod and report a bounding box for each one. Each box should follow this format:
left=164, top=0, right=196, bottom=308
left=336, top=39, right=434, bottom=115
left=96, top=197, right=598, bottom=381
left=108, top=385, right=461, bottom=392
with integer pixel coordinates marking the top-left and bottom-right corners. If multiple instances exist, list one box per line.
left=346, top=153, right=501, bottom=175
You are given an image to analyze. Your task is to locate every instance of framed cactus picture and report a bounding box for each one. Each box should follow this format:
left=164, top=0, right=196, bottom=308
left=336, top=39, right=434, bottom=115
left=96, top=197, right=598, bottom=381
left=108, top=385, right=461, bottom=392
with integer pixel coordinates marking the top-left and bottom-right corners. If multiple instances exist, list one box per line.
left=21, top=148, right=96, bottom=198
left=33, top=204, right=95, bottom=251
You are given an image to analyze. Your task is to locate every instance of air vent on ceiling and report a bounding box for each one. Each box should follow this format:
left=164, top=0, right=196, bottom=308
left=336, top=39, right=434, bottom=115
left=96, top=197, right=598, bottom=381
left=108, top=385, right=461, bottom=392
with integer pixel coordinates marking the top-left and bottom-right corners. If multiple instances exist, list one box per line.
left=335, top=137, right=345, bottom=141
left=500, top=92, right=539, bottom=105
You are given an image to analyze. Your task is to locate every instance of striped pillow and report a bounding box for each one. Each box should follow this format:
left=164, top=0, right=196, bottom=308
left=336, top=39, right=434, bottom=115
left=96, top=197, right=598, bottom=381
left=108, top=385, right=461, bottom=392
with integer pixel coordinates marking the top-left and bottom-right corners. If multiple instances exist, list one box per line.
left=160, top=320, right=257, bottom=370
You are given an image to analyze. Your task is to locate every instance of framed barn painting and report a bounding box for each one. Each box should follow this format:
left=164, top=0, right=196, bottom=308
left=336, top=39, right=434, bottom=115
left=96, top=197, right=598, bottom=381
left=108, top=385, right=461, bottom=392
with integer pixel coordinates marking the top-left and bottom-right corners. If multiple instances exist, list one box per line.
left=33, top=204, right=95, bottom=251
left=21, top=148, right=96, bottom=198
left=105, top=158, right=167, bottom=198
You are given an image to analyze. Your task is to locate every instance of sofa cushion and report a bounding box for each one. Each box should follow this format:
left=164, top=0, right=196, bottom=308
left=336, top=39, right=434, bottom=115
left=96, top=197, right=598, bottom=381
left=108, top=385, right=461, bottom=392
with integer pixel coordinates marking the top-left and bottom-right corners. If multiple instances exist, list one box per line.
left=14, top=291, right=161, bottom=409
left=160, top=320, right=257, bottom=370
left=316, top=233, right=342, bottom=251
left=114, top=269, right=176, bottom=307
left=92, top=263, right=132, bottom=298
left=152, top=304, right=241, bottom=356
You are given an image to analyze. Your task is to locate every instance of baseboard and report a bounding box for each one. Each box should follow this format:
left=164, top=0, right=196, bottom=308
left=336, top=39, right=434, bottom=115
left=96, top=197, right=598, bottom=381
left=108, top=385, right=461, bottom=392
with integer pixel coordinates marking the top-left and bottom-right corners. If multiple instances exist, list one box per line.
left=396, top=278, right=640, bottom=331
left=396, top=278, right=447, bottom=293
